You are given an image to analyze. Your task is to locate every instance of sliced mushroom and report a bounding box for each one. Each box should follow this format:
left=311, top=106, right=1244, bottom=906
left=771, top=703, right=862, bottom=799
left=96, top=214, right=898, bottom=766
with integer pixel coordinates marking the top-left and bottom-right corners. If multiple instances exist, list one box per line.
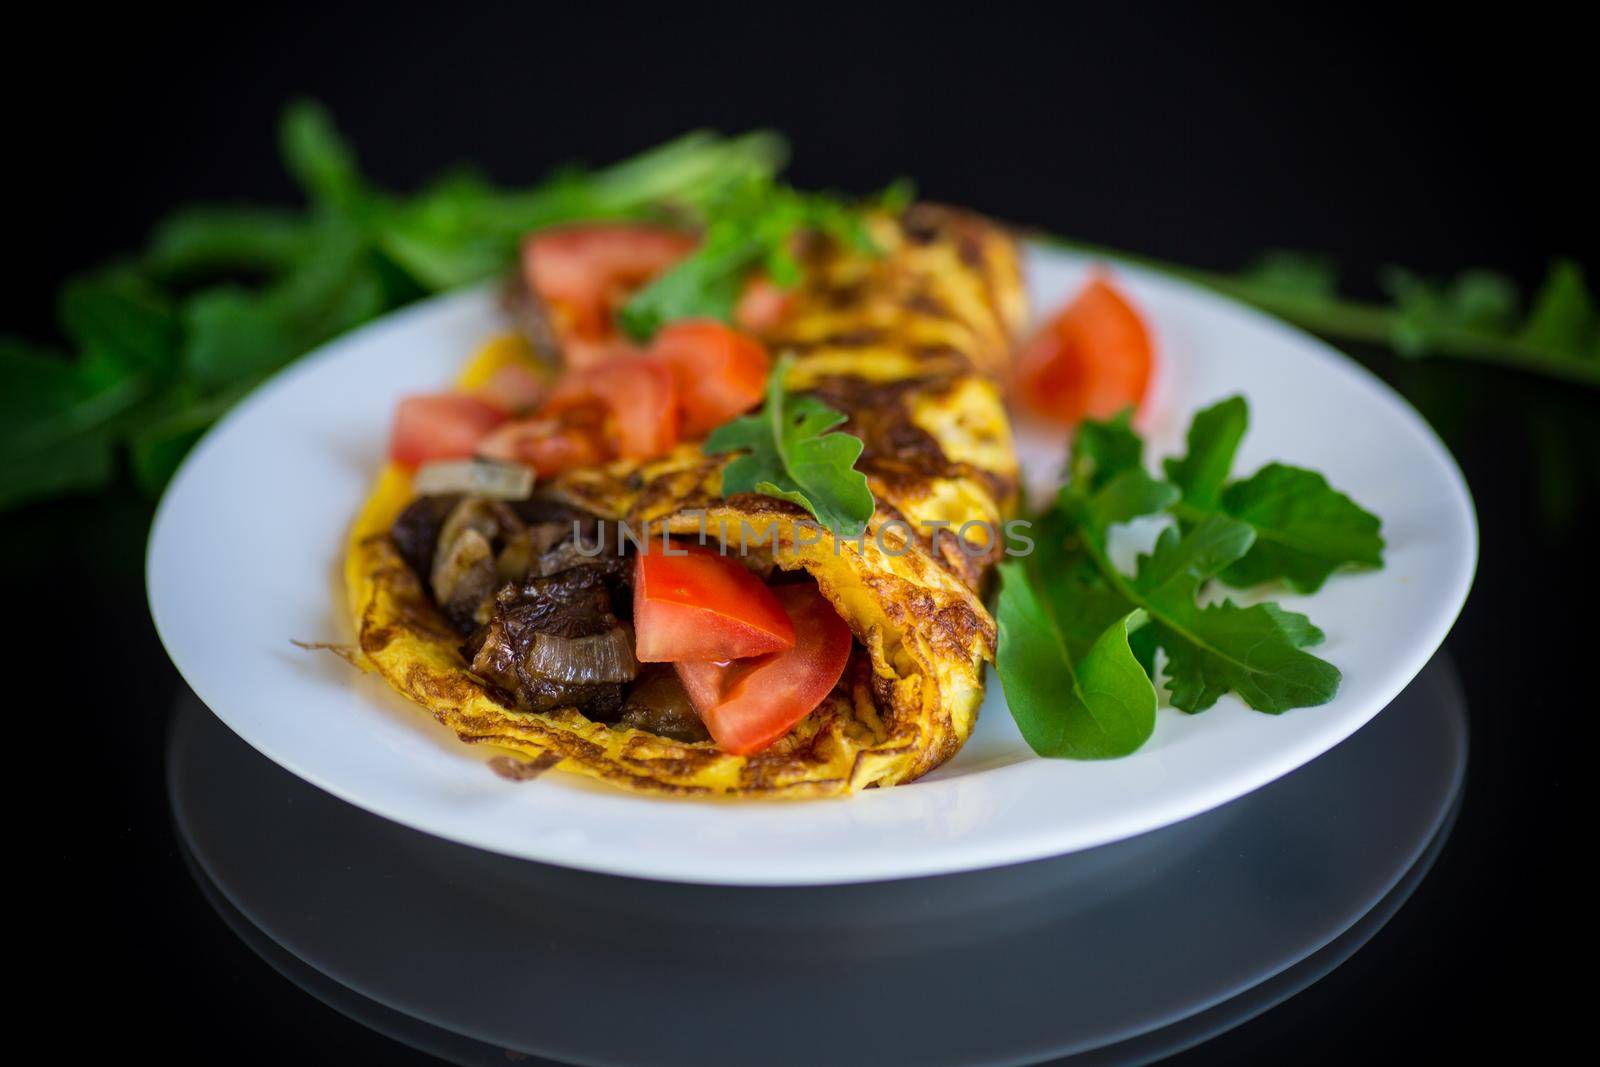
left=431, top=527, right=496, bottom=629
left=431, top=497, right=535, bottom=629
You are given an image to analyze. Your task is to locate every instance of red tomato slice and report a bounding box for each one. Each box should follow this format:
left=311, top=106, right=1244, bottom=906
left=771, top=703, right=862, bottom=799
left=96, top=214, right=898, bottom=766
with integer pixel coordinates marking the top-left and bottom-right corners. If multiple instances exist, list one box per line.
left=522, top=225, right=697, bottom=339
left=546, top=355, right=679, bottom=459
left=475, top=415, right=609, bottom=476
left=649, top=320, right=770, bottom=438
left=673, top=583, right=853, bottom=755
left=1015, top=273, right=1154, bottom=425
left=474, top=363, right=549, bottom=414
left=389, top=394, right=506, bottom=468
left=634, top=542, right=796, bottom=663
left=734, top=275, right=795, bottom=334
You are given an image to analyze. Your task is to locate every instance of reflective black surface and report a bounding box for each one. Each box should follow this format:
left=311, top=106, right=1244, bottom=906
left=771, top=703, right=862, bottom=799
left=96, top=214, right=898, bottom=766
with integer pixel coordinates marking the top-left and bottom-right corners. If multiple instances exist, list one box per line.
left=169, top=656, right=1464, bottom=1065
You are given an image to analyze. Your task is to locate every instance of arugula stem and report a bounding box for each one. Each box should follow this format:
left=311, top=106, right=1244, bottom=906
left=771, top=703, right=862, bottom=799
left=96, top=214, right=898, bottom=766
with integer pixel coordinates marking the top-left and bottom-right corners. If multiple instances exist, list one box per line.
left=1036, top=234, right=1600, bottom=388
left=1076, top=527, right=1263, bottom=682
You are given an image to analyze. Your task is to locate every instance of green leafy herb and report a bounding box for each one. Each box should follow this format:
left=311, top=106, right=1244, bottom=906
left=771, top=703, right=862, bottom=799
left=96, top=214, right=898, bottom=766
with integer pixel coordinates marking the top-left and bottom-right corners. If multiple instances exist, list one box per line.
left=1047, top=467, right=1340, bottom=714
left=1108, top=515, right=1338, bottom=713
left=618, top=174, right=878, bottom=341
left=1, top=103, right=789, bottom=513
left=703, top=356, right=875, bottom=535
left=1213, top=464, right=1385, bottom=591
left=1068, top=406, right=1144, bottom=492
left=1162, top=395, right=1247, bottom=511
left=995, top=561, right=1154, bottom=759
left=1044, top=236, right=1600, bottom=387
left=996, top=398, right=1379, bottom=756
left=1164, top=396, right=1384, bottom=592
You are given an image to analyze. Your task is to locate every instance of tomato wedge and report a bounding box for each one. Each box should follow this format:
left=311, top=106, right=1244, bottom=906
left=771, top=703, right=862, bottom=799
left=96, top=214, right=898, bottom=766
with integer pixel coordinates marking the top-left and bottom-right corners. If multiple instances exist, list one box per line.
left=633, top=542, right=796, bottom=663
left=475, top=415, right=609, bottom=475
left=546, top=355, right=679, bottom=459
left=650, top=320, right=770, bottom=438
left=522, top=225, right=696, bottom=340
left=673, top=583, right=853, bottom=755
left=1015, top=273, right=1154, bottom=425
left=389, top=394, right=506, bottom=467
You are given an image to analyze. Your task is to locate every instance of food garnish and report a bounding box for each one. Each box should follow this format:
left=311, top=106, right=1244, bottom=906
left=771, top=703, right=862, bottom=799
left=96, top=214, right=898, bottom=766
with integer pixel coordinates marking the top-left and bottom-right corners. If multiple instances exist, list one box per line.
left=1015, top=274, right=1154, bottom=425
left=544, top=356, right=680, bottom=460
left=1162, top=397, right=1384, bottom=592
left=388, top=394, right=505, bottom=467
left=632, top=541, right=796, bottom=663
left=617, top=174, right=880, bottom=342
left=995, top=397, right=1383, bottom=758
left=673, top=583, right=854, bottom=756
left=651, top=320, right=770, bottom=437
left=521, top=224, right=697, bottom=341
left=703, top=356, right=876, bottom=536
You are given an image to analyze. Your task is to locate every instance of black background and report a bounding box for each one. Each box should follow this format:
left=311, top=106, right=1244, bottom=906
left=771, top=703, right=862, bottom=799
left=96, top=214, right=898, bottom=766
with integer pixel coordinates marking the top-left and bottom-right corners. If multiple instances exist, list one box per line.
left=11, top=6, right=1594, bottom=1063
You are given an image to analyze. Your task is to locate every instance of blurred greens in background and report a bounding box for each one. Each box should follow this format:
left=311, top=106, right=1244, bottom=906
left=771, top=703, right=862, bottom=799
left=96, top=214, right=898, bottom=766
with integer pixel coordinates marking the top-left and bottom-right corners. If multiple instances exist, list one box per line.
left=3, top=100, right=1596, bottom=516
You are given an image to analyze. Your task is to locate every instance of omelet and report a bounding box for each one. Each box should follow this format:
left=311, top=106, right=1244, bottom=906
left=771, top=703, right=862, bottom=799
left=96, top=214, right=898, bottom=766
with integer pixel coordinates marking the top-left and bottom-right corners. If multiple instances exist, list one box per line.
left=345, top=205, right=1025, bottom=796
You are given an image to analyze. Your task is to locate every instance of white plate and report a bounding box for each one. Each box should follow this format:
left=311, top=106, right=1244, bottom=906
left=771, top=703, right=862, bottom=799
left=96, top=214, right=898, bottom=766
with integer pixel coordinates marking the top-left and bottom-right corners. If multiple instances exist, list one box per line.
left=147, top=245, right=1476, bottom=886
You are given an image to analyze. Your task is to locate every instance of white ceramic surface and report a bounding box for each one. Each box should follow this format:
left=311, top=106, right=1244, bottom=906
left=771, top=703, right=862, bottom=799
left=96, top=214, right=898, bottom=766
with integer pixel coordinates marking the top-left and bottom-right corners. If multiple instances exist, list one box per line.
left=147, top=245, right=1476, bottom=885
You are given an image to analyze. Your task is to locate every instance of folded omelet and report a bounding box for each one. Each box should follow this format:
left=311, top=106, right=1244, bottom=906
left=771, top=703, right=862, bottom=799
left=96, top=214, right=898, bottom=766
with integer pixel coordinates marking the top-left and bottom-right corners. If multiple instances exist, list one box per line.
left=345, top=205, right=1025, bottom=796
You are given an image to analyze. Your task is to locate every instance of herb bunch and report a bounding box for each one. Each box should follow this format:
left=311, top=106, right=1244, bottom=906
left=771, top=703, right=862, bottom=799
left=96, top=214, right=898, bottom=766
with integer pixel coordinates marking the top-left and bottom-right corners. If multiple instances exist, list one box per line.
left=1046, top=238, right=1599, bottom=387
left=995, top=398, right=1384, bottom=759
left=1, top=102, right=788, bottom=511
left=703, top=356, right=876, bottom=535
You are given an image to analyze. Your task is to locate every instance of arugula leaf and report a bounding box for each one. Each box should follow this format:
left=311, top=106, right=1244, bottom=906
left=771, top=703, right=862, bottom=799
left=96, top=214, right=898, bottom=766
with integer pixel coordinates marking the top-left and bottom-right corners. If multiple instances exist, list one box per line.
left=1059, top=473, right=1342, bottom=714
left=1068, top=407, right=1143, bottom=492
left=1163, top=395, right=1248, bottom=510
left=1216, top=463, right=1385, bottom=592
left=1383, top=265, right=1521, bottom=357
left=145, top=205, right=312, bottom=282
left=1061, top=421, right=1345, bottom=713
left=182, top=226, right=387, bottom=390
left=1123, top=516, right=1339, bottom=713
left=997, top=408, right=1352, bottom=747
left=619, top=174, right=877, bottom=341
left=1028, top=499, right=1158, bottom=671
left=58, top=271, right=181, bottom=385
left=1521, top=258, right=1596, bottom=360
left=278, top=99, right=366, bottom=214
left=1239, top=250, right=1340, bottom=300
left=995, top=561, right=1155, bottom=759
left=703, top=356, right=875, bottom=535
left=1159, top=395, right=1384, bottom=592
left=0, top=339, right=131, bottom=508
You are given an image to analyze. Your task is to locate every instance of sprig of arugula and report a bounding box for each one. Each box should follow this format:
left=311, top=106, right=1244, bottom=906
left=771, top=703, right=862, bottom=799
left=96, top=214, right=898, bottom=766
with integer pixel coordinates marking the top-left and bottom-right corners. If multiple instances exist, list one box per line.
left=0, top=102, right=790, bottom=513
left=702, top=356, right=876, bottom=536
left=995, top=397, right=1383, bottom=759
left=1044, top=237, right=1599, bottom=387
left=618, top=174, right=903, bottom=342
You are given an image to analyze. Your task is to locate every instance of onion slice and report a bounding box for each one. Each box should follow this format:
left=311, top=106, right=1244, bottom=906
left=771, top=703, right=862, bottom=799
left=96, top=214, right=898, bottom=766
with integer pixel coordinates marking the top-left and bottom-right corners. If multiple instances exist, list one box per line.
left=525, top=627, right=639, bottom=685
left=413, top=459, right=534, bottom=500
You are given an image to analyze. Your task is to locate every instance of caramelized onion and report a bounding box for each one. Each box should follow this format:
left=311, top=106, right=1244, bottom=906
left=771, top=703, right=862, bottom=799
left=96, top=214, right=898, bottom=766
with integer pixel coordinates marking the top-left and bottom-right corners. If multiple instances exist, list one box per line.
left=414, top=459, right=534, bottom=500
left=524, top=627, right=639, bottom=685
